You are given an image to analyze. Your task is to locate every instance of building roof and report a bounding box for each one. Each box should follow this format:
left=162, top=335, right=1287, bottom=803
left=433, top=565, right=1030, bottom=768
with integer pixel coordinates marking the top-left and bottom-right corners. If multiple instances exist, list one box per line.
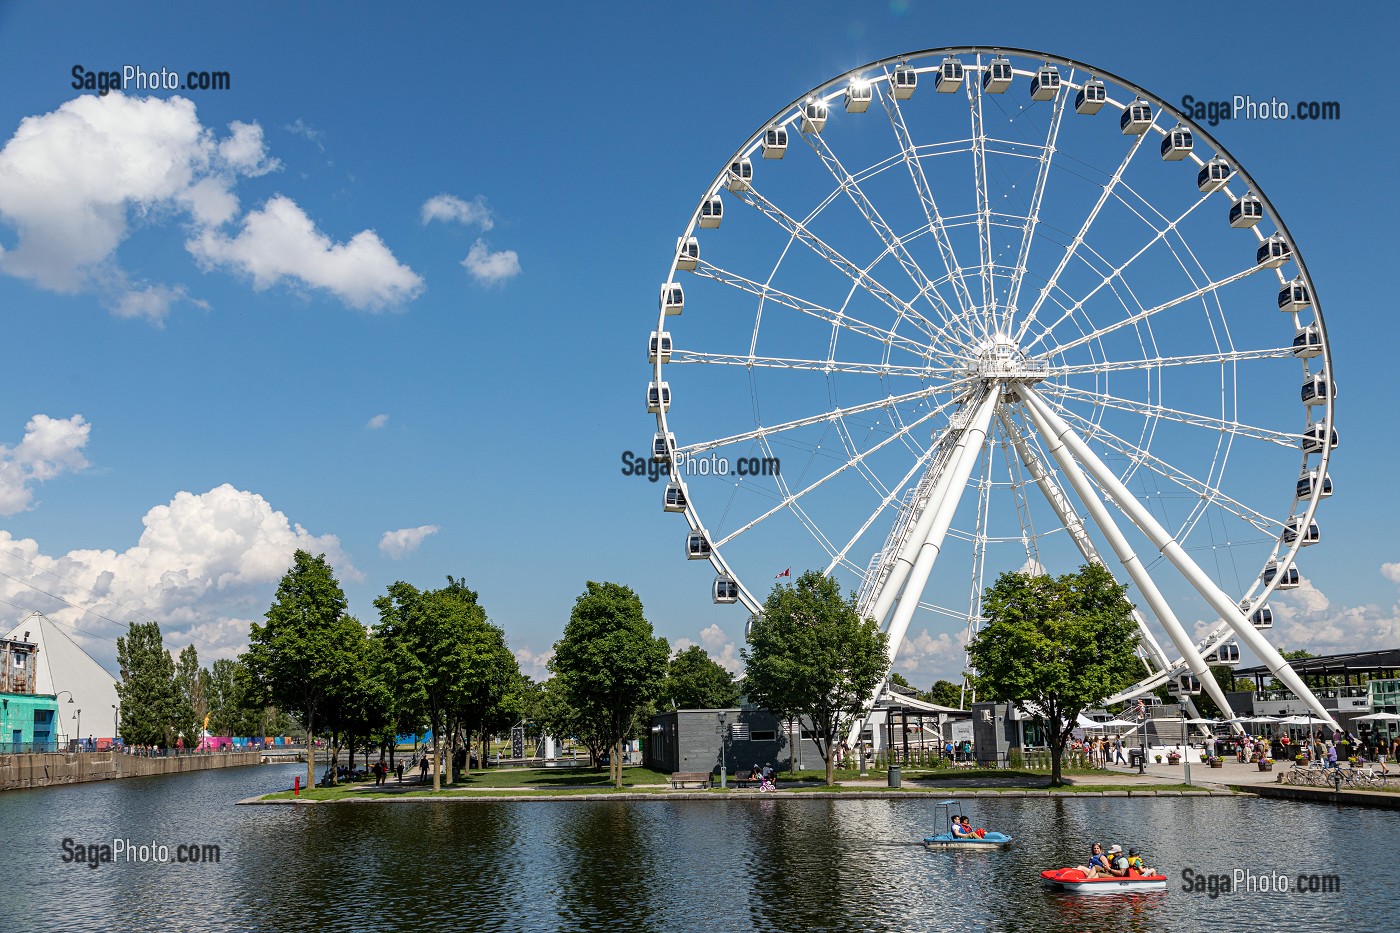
left=2, top=613, right=120, bottom=741
left=1235, top=649, right=1400, bottom=680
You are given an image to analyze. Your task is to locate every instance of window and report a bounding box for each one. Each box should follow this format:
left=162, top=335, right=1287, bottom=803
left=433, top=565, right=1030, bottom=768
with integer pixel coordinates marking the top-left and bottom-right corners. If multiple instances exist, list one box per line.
left=751, top=730, right=776, bottom=742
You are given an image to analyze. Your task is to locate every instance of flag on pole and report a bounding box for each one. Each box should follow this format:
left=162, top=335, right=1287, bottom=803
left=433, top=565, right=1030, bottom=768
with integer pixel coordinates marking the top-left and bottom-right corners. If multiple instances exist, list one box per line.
left=774, top=568, right=790, bottom=578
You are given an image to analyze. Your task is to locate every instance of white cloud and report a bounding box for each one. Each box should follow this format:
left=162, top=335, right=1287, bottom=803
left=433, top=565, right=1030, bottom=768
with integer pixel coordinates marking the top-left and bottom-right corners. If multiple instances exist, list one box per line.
left=188, top=195, right=424, bottom=310
left=461, top=238, right=520, bottom=286
left=671, top=623, right=743, bottom=675
left=1266, top=570, right=1400, bottom=655
left=895, top=628, right=967, bottom=680
left=1381, top=562, right=1400, bottom=585
left=515, top=645, right=554, bottom=680
left=378, top=524, right=439, bottom=559
left=420, top=194, right=494, bottom=230
left=365, top=414, right=389, bottom=430
left=284, top=118, right=325, bottom=151
left=0, top=93, right=276, bottom=318
left=0, top=483, right=356, bottom=668
left=0, top=414, right=91, bottom=515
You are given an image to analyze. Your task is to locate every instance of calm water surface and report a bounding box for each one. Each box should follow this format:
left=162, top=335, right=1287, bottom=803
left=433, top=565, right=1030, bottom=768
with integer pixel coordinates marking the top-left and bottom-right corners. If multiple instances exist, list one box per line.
left=2, top=763, right=1395, bottom=932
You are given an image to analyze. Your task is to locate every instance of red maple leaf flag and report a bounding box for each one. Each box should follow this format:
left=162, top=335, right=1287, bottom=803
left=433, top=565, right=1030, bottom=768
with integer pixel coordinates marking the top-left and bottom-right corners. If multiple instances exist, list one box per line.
left=774, top=568, right=791, bottom=578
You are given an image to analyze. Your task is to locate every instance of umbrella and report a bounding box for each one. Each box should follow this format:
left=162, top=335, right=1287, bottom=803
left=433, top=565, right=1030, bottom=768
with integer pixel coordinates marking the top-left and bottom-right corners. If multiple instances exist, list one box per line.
left=1353, top=712, right=1400, bottom=721
left=1184, top=718, right=1219, bottom=725
left=1096, top=718, right=1139, bottom=728
left=1275, top=715, right=1316, bottom=725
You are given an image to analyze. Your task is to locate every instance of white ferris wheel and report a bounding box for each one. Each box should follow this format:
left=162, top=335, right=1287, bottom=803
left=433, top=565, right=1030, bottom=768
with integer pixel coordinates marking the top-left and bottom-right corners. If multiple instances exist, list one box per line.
left=647, top=47, right=1337, bottom=730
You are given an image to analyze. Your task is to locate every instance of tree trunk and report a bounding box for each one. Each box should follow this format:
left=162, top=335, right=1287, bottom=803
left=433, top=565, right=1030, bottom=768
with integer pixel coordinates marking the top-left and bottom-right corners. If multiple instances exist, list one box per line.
left=328, top=739, right=341, bottom=786
left=305, top=706, right=316, bottom=791
left=825, top=745, right=835, bottom=786
left=614, top=738, right=623, bottom=788
left=431, top=721, right=441, bottom=793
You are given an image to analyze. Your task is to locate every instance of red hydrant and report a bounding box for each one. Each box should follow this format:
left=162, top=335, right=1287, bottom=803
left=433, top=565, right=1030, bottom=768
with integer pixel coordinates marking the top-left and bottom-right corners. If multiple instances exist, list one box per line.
left=294, top=775, right=300, bottom=796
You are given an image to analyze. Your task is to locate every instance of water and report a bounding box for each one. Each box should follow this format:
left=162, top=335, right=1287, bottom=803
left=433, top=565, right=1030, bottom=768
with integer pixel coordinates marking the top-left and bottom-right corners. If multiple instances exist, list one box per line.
left=2, top=763, right=1396, bottom=932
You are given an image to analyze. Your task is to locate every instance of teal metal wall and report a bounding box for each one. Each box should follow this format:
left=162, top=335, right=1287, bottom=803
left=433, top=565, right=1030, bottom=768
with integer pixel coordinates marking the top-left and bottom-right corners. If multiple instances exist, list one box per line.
left=1, top=693, right=61, bottom=751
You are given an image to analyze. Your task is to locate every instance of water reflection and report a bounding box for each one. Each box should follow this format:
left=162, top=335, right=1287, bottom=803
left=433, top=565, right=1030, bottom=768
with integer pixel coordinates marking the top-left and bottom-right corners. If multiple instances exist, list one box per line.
left=2, top=766, right=1397, bottom=933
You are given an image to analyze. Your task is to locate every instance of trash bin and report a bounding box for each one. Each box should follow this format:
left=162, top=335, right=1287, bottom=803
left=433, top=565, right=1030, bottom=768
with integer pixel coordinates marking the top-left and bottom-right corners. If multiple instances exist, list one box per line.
left=1129, top=749, right=1143, bottom=768
left=887, top=765, right=901, bottom=788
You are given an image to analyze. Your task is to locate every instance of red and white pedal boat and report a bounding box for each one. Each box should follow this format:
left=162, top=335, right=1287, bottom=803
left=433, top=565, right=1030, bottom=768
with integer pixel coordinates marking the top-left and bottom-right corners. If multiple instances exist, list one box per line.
left=1040, top=867, right=1167, bottom=894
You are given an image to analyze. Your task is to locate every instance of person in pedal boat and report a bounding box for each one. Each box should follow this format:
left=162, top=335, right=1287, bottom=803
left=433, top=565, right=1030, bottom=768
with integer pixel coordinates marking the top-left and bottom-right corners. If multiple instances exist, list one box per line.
left=1103, top=844, right=1130, bottom=877
left=1125, top=848, right=1153, bottom=877
left=1075, top=842, right=1108, bottom=878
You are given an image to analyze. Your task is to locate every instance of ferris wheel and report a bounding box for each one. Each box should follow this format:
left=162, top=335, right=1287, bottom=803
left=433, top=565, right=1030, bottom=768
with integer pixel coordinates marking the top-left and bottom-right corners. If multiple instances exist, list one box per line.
left=647, top=47, right=1337, bottom=729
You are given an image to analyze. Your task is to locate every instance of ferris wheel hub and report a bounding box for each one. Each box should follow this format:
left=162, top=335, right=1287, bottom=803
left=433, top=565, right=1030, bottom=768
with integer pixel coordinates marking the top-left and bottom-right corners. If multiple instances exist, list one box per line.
left=965, top=335, right=1048, bottom=384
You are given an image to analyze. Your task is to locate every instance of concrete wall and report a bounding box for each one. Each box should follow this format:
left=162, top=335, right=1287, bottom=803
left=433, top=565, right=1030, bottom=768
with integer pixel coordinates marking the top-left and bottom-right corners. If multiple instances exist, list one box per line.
left=0, top=750, right=263, bottom=791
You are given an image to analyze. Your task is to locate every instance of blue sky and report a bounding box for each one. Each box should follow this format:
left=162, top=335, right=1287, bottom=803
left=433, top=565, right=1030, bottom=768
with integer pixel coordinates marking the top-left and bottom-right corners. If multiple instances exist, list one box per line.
left=0, top=1, right=1393, bottom=688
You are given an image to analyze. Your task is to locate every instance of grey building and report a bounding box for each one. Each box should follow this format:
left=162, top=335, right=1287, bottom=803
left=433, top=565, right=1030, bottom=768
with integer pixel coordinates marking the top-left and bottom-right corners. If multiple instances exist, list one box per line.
left=645, top=708, right=824, bottom=775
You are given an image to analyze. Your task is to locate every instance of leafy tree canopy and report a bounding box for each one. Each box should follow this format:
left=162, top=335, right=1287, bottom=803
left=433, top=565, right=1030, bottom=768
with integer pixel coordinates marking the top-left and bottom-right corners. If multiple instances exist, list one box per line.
left=664, top=645, right=740, bottom=710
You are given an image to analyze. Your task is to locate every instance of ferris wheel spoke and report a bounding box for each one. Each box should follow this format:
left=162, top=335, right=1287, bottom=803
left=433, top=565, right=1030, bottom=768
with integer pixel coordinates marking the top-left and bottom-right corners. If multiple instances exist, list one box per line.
left=674, top=380, right=970, bottom=457
left=735, top=184, right=948, bottom=347
left=966, top=60, right=996, bottom=333
left=1022, top=188, right=1218, bottom=356
left=691, top=260, right=933, bottom=361
left=1031, top=262, right=1269, bottom=360
left=668, top=348, right=962, bottom=378
left=712, top=395, right=958, bottom=548
left=1048, top=401, right=1280, bottom=535
left=879, top=88, right=979, bottom=319
left=1013, top=116, right=1153, bottom=345
left=1002, top=73, right=1070, bottom=333
left=962, top=434, right=995, bottom=645
left=1048, top=345, right=1296, bottom=377
left=1039, top=381, right=1300, bottom=448
left=800, top=130, right=979, bottom=347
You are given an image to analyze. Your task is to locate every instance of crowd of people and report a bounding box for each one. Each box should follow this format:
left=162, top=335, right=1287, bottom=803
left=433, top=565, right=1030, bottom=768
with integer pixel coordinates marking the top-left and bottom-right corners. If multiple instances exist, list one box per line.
left=1074, top=843, right=1155, bottom=879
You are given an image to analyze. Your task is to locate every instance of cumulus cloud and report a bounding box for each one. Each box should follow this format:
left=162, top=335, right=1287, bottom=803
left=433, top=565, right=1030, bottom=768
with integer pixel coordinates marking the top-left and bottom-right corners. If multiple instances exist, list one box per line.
left=895, top=628, right=967, bottom=680
left=461, top=238, right=520, bottom=286
left=1381, top=562, right=1400, bottom=585
left=1269, top=571, right=1400, bottom=655
left=188, top=195, right=424, bottom=310
left=0, top=93, right=419, bottom=319
left=378, top=524, right=439, bottom=559
left=420, top=194, right=493, bottom=230
left=0, top=414, right=91, bottom=515
left=365, top=414, right=389, bottom=430
left=0, top=94, right=275, bottom=317
left=515, top=645, right=554, bottom=680
left=672, top=623, right=744, bottom=675
left=0, top=483, right=355, bottom=668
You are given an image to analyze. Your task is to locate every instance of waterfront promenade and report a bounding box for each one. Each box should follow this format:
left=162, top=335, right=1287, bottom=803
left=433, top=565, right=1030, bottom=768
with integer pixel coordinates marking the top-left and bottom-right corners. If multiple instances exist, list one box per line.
left=0, top=748, right=263, bottom=791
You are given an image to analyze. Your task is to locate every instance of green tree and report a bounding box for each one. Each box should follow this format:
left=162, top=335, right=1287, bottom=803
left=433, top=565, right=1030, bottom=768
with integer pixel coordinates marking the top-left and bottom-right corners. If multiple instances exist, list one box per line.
left=966, top=564, right=1141, bottom=785
left=923, top=679, right=964, bottom=709
left=245, top=550, right=362, bottom=789
left=173, top=644, right=205, bottom=749
left=550, top=581, right=669, bottom=788
left=116, top=621, right=178, bottom=747
left=742, top=570, right=889, bottom=786
left=663, top=645, right=740, bottom=710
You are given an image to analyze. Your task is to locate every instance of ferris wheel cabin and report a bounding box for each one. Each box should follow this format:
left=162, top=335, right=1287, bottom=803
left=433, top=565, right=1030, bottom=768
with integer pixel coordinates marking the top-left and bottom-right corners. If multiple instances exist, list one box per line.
left=660, top=282, right=684, bottom=315
left=801, top=99, right=829, bottom=134
left=1030, top=64, right=1060, bottom=101
left=936, top=56, right=964, bottom=93
left=1211, top=642, right=1243, bottom=666
left=845, top=81, right=873, bottom=113
left=1297, top=469, right=1333, bottom=499
left=676, top=237, right=699, bottom=271
left=762, top=126, right=788, bottom=159
left=652, top=432, right=676, bottom=462
left=1120, top=99, right=1152, bottom=134
left=648, top=330, right=672, bottom=364
left=1302, top=422, right=1338, bottom=454
left=663, top=482, right=687, bottom=513
left=699, top=194, right=724, bottom=229
left=1262, top=560, right=1300, bottom=590
left=1283, top=518, right=1321, bottom=547
left=726, top=158, right=753, bottom=192
left=1168, top=674, right=1203, bottom=696
left=1292, top=326, right=1322, bottom=358
left=1278, top=279, right=1311, bottom=313
left=982, top=56, right=1013, bottom=94
left=891, top=64, right=917, bottom=99
left=1197, top=158, right=1232, bottom=192
left=647, top=381, right=671, bottom=414
left=713, top=575, right=740, bottom=604
left=1257, top=235, right=1291, bottom=268
left=1075, top=78, right=1107, bottom=114
left=1250, top=604, right=1275, bottom=629
left=1301, top=374, right=1335, bottom=406
left=685, top=531, right=712, bottom=560
left=1161, top=125, right=1193, bottom=161
left=1229, top=194, right=1264, bottom=228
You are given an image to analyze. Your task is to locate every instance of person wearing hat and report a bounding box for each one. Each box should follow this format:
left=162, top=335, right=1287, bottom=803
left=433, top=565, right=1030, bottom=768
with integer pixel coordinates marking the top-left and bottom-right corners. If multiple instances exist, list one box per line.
left=1125, top=847, right=1153, bottom=877
left=1104, top=844, right=1130, bottom=877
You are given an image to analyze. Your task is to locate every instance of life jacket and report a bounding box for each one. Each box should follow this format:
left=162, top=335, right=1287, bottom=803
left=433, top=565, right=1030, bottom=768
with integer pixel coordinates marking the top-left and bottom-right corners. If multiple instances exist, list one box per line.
left=1126, top=856, right=1145, bottom=876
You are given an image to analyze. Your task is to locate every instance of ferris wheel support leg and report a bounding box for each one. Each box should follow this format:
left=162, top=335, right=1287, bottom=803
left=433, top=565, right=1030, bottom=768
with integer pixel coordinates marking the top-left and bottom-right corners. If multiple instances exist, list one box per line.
left=1019, top=385, right=1338, bottom=730
left=1015, top=390, right=1238, bottom=725
left=999, top=411, right=1174, bottom=674
left=846, top=388, right=1001, bottom=748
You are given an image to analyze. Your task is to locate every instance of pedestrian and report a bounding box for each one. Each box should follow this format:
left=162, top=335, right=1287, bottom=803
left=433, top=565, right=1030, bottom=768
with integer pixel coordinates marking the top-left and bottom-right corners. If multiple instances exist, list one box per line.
left=1113, top=737, right=1127, bottom=766
left=396, top=761, right=404, bottom=783
left=419, top=754, right=430, bottom=783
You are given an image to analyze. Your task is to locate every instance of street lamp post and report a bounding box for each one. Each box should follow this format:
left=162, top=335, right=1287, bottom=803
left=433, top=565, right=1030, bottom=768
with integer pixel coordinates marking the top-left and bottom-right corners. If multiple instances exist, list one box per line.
left=113, top=704, right=119, bottom=749
left=717, top=712, right=728, bottom=789
left=55, top=691, right=75, bottom=750
left=1138, top=700, right=1147, bottom=775
left=1179, top=703, right=1192, bottom=786
left=74, top=709, right=82, bottom=752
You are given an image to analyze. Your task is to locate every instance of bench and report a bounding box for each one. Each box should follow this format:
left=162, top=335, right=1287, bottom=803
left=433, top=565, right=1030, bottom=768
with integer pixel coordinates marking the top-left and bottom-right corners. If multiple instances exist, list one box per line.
left=670, top=771, right=712, bottom=789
